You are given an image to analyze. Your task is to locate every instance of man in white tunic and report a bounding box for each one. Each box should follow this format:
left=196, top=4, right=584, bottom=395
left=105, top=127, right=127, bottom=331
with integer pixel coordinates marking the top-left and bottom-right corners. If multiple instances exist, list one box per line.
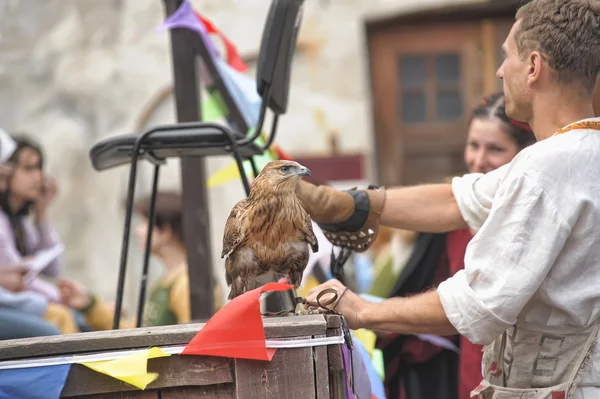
left=297, top=0, right=600, bottom=397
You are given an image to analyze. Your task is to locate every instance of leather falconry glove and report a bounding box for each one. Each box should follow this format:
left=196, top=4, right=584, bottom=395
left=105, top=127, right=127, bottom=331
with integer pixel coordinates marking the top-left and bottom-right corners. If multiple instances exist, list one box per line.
left=295, top=180, right=386, bottom=252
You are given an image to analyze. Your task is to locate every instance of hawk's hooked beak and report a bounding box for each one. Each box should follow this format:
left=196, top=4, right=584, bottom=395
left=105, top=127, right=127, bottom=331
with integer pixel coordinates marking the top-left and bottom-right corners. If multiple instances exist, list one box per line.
left=297, top=166, right=312, bottom=177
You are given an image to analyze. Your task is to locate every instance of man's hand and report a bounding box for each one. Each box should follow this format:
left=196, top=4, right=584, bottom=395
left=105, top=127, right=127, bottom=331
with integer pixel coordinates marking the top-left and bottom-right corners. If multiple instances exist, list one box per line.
left=0, top=267, right=28, bottom=292
left=305, top=279, right=458, bottom=336
left=58, top=278, right=92, bottom=310
left=304, top=279, right=369, bottom=330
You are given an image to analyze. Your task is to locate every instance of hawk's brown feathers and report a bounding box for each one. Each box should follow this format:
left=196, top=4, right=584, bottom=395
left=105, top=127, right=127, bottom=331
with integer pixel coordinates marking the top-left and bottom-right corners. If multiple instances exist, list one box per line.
left=222, top=160, right=318, bottom=299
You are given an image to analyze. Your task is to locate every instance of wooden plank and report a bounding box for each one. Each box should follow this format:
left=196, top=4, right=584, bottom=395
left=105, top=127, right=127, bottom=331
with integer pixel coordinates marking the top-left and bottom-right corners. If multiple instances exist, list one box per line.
left=312, top=334, right=330, bottom=399
left=0, top=315, right=328, bottom=360
left=261, top=315, right=327, bottom=339
left=326, top=333, right=343, bottom=370
left=325, top=314, right=341, bottom=329
left=326, top=324, right=346, bottom=399
left=72, top=391, right=158, bottom=399
left=324, top=314, right=347, bottom=399
left=61, top=356, right=232, bottom=397
left=160, top=385, right=234, bottom=399
left=0, top=324, right=197, bottom=361
left=234, top=337, right=316, bottom=399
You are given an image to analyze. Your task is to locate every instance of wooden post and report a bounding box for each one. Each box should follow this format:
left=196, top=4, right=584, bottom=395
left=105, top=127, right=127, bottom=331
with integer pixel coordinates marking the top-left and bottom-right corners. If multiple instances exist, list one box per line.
left=163, top=0, right=214, bottom=320
left=481, top=19, right=497, bottom=95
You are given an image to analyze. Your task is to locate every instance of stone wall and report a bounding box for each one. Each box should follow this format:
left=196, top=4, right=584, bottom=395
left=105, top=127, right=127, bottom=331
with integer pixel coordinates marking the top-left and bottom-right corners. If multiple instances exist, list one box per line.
left=0, top=0, right=477, bottom=312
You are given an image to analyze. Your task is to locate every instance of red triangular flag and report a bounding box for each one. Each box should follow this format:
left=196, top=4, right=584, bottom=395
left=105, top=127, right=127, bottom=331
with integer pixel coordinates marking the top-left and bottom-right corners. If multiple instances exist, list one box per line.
left=194, top=10, right=248, bottom=72
left=219, top=34, right=248, bottom=73
left=181, top=282, right=293, bottom=361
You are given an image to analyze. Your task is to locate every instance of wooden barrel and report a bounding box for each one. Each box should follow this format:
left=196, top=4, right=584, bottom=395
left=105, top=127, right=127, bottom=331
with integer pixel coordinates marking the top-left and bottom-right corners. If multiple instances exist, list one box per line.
left=0, top=314, right=346, bottom=398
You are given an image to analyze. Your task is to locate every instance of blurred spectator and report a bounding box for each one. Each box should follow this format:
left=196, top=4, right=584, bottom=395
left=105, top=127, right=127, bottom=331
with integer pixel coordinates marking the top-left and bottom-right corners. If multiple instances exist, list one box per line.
left=0, top=132, right=80, bottom=336
left=0, top=135, right=63, bottom=302
left=59, top=191, right=223, bottom=329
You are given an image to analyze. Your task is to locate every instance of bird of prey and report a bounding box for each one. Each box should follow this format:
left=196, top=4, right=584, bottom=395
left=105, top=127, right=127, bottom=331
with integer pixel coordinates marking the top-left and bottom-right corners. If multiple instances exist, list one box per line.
left=221, top=160, right=319, bottom=311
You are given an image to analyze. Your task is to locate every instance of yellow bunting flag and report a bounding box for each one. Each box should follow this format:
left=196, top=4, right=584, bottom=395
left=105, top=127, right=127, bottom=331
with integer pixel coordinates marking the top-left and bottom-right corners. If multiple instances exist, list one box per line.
left=207, top=162, right=244, bottom=188
left=80, top=347, right=170, bottom=390
left=207, top=131, right=279, bottom=188
left=353, top=329, right=377, bottom=356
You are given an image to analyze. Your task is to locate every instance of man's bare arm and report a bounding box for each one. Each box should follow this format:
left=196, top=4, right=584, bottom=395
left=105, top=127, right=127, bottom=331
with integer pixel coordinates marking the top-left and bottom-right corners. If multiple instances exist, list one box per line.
left=380, top=184, right=467, bottom=233
left=297, top=181, right=466, bottom=233
left=359, top=289, right=458, bottom=336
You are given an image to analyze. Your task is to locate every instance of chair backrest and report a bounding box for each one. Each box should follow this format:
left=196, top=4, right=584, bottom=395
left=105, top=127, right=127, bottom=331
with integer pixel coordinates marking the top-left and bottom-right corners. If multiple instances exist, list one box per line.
left=255, top=0, right=304, bottom=115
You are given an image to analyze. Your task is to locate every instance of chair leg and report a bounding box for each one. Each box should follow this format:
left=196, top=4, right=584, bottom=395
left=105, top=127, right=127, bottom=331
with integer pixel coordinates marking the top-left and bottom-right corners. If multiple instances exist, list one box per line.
left=249, top=157, right=260, bottom=179
left=113, top=129, right=163, bottom=329
left=233, top=150, right=251, bottom=196
left=135, top=164, right=160, bottom=328
left=222, top=130, right=251, bottom=196
left=113, top=155, right=143, bottom=329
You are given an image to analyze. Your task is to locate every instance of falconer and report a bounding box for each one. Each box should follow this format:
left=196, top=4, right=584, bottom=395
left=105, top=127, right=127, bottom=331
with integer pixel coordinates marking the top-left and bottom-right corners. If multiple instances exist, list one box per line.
left=298, top=0, right=600, bottom=397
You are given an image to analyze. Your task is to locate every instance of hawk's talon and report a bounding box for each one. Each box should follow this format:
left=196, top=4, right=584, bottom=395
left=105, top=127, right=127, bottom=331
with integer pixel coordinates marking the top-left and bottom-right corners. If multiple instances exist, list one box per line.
left=295, top=301, right=309, bottom=316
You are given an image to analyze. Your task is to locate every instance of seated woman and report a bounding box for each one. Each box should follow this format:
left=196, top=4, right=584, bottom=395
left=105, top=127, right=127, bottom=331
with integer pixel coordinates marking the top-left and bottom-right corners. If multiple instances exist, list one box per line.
left=0, top=135, right=63, bottom=302
left=377, top=92, right=536, bottom=399
left=0, top=134, right=80, bottom=334
left=59, top=191, right=223, bottom=330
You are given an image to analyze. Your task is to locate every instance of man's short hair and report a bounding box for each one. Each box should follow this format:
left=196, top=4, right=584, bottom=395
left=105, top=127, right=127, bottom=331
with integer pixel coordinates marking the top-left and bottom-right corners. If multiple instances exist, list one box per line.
left=134, top=191, right=184, bottom=244
left=515, top=0, right=600, bottom=94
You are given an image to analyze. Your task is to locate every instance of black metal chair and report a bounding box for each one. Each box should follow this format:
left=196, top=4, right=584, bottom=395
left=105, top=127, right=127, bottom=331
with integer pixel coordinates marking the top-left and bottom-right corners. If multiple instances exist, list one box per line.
left=88, top=0, right=306, bottom=329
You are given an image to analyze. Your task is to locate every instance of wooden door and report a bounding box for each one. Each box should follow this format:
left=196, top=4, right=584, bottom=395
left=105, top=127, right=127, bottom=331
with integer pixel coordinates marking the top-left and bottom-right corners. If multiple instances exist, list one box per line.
left=368, top=22, right=480, bottom=186
left=367, top=18, right=515, bottom=186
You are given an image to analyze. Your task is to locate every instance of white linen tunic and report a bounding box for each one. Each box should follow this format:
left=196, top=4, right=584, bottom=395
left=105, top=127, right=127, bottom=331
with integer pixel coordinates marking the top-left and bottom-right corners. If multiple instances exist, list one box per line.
left=437, top=118, right=600, bottom=398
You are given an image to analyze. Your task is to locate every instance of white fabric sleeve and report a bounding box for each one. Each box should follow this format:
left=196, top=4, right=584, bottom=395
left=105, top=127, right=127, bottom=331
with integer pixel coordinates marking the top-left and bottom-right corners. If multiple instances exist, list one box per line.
left=438, top=173, right=571, bottom=345
left=451, top=163, right=509, bottom=232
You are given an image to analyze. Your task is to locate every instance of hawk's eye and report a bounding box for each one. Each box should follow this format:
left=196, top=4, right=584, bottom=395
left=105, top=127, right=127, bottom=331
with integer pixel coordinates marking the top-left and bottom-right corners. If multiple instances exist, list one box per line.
left=280, top=166, right=290, bottom=173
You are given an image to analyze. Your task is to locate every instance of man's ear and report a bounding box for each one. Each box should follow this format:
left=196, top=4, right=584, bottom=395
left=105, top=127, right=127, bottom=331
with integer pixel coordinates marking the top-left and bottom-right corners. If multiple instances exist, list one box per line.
left=527, top=51, right=544, bottom=87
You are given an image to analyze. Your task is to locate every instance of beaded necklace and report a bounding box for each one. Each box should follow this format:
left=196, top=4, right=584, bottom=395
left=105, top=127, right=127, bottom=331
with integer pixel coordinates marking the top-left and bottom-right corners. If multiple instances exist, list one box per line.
left=553, top=120, right=600, bottom=136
